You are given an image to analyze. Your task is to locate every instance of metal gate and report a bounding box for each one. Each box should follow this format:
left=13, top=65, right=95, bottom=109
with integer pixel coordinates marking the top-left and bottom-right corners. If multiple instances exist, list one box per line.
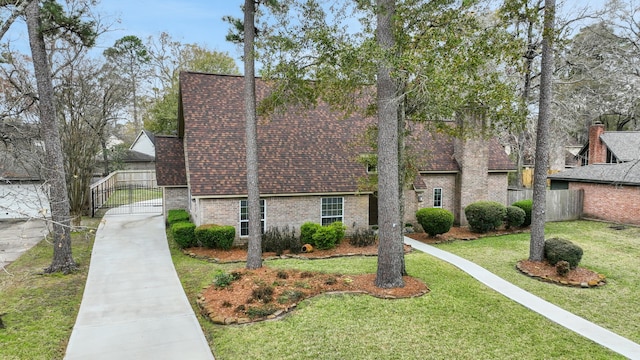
left=91, top=170, right=162, bottom=216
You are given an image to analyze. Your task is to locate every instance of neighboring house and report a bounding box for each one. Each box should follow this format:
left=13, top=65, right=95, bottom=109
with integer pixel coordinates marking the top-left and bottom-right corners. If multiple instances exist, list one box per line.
left=0, top=124, right=50, bottom=219
left=94, top=130, right=156, bottom=178
left=156, top=72, right=515, bottom=243
left=549, top=123, right=640, bottom=225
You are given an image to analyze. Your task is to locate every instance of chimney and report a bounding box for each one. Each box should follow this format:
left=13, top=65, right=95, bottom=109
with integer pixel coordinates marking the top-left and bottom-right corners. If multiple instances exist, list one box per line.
left=588, top=122, right=606, bottom=165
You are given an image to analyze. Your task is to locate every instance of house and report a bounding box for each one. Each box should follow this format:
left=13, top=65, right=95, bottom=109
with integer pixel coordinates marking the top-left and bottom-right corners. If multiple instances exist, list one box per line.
left=94, top=130, right=156, bottom=178
left=0, top=123, right=50, bottom=219
left=156, top=72, right=515, bottom=243
left=549, top=123, right=640, bottom=225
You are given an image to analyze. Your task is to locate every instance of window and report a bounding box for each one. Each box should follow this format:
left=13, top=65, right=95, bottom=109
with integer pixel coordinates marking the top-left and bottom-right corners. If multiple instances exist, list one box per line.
left=240, top=199, right=266, bottom=237
left=433, top=188, right=442, bottom=208
left=321, top=197, right=343, bottom=226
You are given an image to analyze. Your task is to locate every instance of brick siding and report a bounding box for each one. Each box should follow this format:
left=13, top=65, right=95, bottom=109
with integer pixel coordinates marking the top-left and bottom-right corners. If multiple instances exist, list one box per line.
left=196, top=194, right=370, bottom=245
left=569, top=182, right=640, bottom=225
left=162, top=187, right=189, bottom=219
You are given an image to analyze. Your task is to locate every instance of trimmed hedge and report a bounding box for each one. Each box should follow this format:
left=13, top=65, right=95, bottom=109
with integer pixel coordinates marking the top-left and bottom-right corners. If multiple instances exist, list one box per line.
left=464, top=201, right=506, bottom=233
left=167, top=209, right=190, bottom=225
left=312, top=226, right=338, bottom=250
left=505, top=206, right=526, bottom=229
left=194, top=224, right=235, bottom=250
left=171, top=221, right=196, bottom=248
left=328, top=221, right=346, bottom=244
left=416, top=207, right=454, bottom=236
left=300, top=222, right=322, bottom=246
left=511, top=199, right=532, bottom=227
left=544, top=237, right=583, bottom=269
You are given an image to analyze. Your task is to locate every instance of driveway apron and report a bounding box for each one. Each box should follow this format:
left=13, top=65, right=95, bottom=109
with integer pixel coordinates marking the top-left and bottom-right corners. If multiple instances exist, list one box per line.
left=65, top=209, right=214, bottom=360
left=405, top=237, right=640, bottom=360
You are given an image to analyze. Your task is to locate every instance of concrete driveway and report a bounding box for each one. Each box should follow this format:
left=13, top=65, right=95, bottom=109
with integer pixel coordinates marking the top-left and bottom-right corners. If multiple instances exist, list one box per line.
left=0, top=219, right=49, bottom=269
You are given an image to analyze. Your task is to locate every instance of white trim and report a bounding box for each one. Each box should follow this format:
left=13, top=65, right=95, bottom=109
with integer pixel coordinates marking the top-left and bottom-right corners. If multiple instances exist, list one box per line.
left=239, top=199, right=266, bottom=237
left=433, top=187, right=443, bottom=208
left=320, top=196, right=344, bottom=225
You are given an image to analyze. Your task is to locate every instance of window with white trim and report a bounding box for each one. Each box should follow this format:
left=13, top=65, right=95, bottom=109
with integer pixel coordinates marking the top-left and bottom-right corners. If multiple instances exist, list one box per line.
left=240, top=199, right=266, bottom=237
left=433, top=188, right=443, bottom=208
left=321, top=197, right=344, bottom=226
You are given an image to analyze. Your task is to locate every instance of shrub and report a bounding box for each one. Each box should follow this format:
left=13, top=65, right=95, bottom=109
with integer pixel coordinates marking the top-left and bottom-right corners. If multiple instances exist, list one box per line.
left=213, top=271, right=240, bottom=288
left=171, top=221, right=196, bottom=248
left=464, top=201, right=506, bottom=233
left=556, top=260, right=570, bottom=277
left=328, top=221, right=346, bottom=244
left=194, top=224, right=235, bottom=249
left=511, top=199, right=533, bottom=227
left=312, top=226, right=338, bottom=250
left=349, top=228, right=377, bottom=247
left=251, top=285, right=274, bottom=303
left=263, top=226, right=299, bottom=256
left=416, top=208, right=454, bottom=236
left=300, top=222, right=322, bottom=246
left=505, top=206, right=526, bottom=229
left=544, top=237, right=583, bottom=269
left=167, top=209, right=190, bottom=225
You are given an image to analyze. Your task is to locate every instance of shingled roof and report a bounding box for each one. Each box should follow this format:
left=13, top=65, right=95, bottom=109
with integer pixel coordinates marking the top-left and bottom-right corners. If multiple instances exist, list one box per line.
left=600, top=132, right=640, bottom=162
left=178, top=72, right=371, bottom=197
left=549, top=161, right=640, bottom=186
left=155, top=136, right=186, bottom=187
left=163, top=72, right=515, bottom=197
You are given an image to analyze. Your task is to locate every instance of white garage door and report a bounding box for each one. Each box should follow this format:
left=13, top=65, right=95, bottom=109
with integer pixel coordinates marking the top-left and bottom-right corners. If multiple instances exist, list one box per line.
left=0, top=183, right=50, bottom=220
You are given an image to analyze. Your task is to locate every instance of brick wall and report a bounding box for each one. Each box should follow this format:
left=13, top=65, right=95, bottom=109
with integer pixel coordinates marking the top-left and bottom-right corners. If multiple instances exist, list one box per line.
left=569, top=182, right=640, bottom=225
left=488, top=173, right=509, bottom=205
left=588, top=123, right=606, bottom=164
left=162, top=187, right=189, bottom=219
left=198, top=194, right=370, bottom=245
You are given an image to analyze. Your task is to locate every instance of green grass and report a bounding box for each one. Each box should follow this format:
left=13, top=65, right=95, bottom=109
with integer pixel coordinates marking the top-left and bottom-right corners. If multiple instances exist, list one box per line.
left=0, top=219, right=98, bottom=360
left=168, top=227, right=625, bottom=359
left=435, top=220, right=640, bottom=344
left=103, top=188, right=162, bottom=207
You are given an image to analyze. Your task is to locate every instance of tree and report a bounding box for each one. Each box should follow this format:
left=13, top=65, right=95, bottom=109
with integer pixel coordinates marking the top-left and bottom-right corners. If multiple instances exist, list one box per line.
left=374, top=0, right=404, bottom=288
left=103, top=35, right=150, bottom=133
left=243, top=0, right=262, bottom=270
left=529, top=0, right=556, bottom=262
left=144, top=33, right=240, bottom=135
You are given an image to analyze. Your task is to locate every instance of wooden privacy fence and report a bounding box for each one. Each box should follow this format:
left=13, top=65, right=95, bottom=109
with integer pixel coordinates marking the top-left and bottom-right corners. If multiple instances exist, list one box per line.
left=507, top=189, right=584, bottom=222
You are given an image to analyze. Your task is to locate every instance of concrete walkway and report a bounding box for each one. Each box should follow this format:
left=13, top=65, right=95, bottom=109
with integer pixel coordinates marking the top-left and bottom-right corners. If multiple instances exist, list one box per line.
left=64, top=209, right=214, bottom=360
left=0, top=219, right=49, bottom=270
left=405, top=237, right=640, bottom=360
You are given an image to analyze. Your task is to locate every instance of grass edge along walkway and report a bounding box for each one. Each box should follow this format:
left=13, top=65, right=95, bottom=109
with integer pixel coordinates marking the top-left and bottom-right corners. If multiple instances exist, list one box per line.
left=404, top=236, right=640, bottom=360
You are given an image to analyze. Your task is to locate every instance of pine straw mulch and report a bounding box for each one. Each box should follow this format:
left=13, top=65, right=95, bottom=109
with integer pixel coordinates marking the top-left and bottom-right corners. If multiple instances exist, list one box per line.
left=191, top=226, right=605, bottom=325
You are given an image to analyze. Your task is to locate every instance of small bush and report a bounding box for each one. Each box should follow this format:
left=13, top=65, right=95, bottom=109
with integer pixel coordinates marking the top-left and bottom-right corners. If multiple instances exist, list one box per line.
left=171, top=221, right=196, bottom=248
left=328, top=221, right=346, bottom=244
left=213, top=271, right=240, bottom=288
left=544, top=237, right=583, bottom=269
left=464, top=201, right=506, bottom=233
left=251, top=285, right=274, bottom=303
left=312, top=226, right=338, bottom=250
left=512, top=199, right=533, bottom=227
left=556, top=260, right=570, bottom=277
left=246, top=305, right=277, bottom=319
left=300, top=222, right=322, bottom=246
left=277, top=290, right=305, bottom=304
left=167, top=209, right=190, bottom=225
left=195, top=224, right=235, bottom=249
left=505, top=206, right=526, bottom=229
left=416, top=208, right=454, bottom=236
left=349, top=228, right=377, bottom=247
left=262, top=226, right=299, bottom=256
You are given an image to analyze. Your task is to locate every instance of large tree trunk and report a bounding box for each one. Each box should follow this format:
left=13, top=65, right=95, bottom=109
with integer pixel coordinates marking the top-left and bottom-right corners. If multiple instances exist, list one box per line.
left=244, top=0, right=262, bottom=270
left=26, top=0, right=76, bottom=273
left=375, top=0, right=404, bottom=288
left=529, top=0, right=555, bottom=262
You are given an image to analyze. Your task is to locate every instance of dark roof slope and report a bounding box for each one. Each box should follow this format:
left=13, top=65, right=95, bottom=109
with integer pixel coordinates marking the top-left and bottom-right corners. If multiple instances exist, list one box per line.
left=179, top=72, right=371, bottom=196
left=155, top=136, right=187, bottom=186
left=549, top=161, right=640, bottom=186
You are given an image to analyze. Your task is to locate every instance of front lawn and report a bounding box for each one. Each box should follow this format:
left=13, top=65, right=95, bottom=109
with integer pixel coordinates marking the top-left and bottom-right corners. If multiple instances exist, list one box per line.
left=170, top=221, right=629, bottom=359
left=435, top=220, right=640, bottom=344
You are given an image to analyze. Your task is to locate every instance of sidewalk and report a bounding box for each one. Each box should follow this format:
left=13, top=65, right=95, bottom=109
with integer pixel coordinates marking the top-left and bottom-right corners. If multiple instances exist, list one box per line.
left=64, top=209, right=214, bottom=360
left=405, top=237, right=640, bottom=360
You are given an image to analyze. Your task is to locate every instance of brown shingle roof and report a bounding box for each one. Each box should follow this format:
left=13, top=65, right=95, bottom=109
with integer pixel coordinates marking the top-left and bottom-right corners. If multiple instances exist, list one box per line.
left=166, top=72, right=515, bottom=197
left=155, top=136, right=186, bottom=186
left=179, top=72, right=370, bottom=197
